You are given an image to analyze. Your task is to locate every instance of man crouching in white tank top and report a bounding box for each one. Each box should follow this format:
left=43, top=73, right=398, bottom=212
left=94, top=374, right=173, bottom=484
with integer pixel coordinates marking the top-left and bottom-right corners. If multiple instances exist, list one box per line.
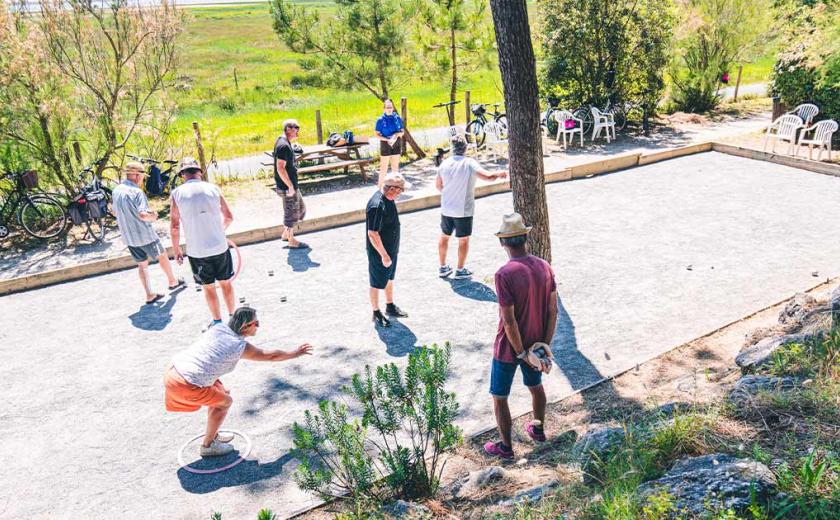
left=170, top=157, right=236, bottom=329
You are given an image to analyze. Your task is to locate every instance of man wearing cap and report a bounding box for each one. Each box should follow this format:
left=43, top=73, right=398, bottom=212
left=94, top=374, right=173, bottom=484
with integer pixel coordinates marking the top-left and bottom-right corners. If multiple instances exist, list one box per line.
left=436, top=135, right=508, bottom=279
left=485, top=213, right=557, bottom=460
left=274, top=119, right=308, bottom=249
left=170, top=158, right=236, bottom=327
left=366, top=173, right=409, bottom=327
left=112, top=161, right=183, bottom=304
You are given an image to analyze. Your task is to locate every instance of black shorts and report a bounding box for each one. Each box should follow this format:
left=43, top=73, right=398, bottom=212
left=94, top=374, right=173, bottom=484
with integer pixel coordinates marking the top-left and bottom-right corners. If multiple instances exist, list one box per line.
left=440, top=215, right=473, bottom=237
left=188, top=249, right=234, bottom=286
left=368, top=251, right=398, bottom=289
left=380, top=137, right=401, bottom=157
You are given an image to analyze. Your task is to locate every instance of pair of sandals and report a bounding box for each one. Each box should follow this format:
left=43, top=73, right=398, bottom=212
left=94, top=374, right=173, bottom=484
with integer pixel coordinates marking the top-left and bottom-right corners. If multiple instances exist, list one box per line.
left=145, top=278, right=186, bottom=304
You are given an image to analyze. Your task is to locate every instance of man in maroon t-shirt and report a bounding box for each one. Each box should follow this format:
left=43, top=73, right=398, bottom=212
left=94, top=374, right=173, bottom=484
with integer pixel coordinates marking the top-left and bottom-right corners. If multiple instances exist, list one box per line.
left=484, top=213, right=558, bottom=460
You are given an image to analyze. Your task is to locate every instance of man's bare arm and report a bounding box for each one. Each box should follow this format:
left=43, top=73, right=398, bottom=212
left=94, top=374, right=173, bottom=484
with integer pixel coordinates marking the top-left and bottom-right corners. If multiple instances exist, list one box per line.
left=276, top=158, right=295, bottom=196
left=170, top=197, right=183, bottom=262
left=543, top=290, right=558, bottom=355
left=501, top=304, right=526, bottom=357
left=219, top=194, right=233, bottom=230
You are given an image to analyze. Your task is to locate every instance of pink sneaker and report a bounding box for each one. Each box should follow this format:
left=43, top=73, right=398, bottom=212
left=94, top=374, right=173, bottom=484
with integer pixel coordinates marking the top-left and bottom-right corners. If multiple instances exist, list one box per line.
left=526, top=421, right=546, bottom=443
left=483, top=441, right=514, bottom=460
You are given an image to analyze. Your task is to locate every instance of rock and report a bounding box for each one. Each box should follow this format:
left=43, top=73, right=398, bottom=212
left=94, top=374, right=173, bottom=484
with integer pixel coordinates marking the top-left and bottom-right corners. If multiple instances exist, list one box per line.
left=831, top=285, right=840, bottom=327
left=655, top=402, right=692, bottom=419
left=735, top=333, right=815, bottom=371
left=779, top=292, right=817, bottom=326
left=637, top=454, right=776, bottom=517
left=381, top=500, right=430, bottom=519
left=728, top=375, right=798, bottom=406
left=454, top=466, right=507, bottom=498
left=572, top=426, right=626, bottom=484
left=497, top=480, right=560, bottom=506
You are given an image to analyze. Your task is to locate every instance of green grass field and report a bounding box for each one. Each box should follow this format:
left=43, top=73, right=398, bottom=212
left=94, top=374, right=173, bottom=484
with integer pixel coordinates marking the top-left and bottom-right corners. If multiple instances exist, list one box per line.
left=173, top=3, right=775, bottom=160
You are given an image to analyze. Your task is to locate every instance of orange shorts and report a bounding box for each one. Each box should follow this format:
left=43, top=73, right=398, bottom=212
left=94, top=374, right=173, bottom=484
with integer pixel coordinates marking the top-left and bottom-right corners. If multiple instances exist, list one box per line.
left=164, top=366, right=230, bottom=412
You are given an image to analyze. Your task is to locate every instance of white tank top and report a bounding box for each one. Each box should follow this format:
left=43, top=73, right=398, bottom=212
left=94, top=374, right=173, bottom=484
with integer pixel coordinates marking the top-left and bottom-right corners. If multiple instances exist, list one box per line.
left=172, top=323, right=247, bottom=387
left=172, top=179, right=228, bottom=258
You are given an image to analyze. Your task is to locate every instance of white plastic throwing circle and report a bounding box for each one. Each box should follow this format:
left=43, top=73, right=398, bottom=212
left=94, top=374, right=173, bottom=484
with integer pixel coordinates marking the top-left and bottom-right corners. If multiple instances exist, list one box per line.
left=177, top=429, right=252, bottom=474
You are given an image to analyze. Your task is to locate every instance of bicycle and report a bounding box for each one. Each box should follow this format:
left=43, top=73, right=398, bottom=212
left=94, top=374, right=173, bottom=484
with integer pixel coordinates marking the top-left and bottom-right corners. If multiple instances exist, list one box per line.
left=0, top=170, right=68, bottom=240
left=540, top=96, right=561, bottom=137
left=433, top=100, right=462, bottom=166
left=466, top=102, right=508, bottom=147
left=127, top=154, right=181, bottom=196
left=67, top=167, right=111, bottom=242
left=573, top=98, right=640, bottom=136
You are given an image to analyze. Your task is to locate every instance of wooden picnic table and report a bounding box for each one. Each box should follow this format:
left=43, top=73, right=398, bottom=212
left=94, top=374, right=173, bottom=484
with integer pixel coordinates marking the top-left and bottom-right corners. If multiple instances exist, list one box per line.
left=263, top=142, right=375, bottom=181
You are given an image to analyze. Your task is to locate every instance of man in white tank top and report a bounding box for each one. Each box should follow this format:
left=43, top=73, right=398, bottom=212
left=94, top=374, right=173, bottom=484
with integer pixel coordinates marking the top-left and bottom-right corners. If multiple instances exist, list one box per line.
left=170, top=158, right=236, bottom=326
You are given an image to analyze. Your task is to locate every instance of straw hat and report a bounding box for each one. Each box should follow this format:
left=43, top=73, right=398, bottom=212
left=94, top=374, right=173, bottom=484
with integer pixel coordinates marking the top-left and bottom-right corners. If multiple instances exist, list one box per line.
left=495, top=212, right=532, bottom=237
left=177, top=157, right=202, bottom=175
left=382, top=173, right=406, bottom=189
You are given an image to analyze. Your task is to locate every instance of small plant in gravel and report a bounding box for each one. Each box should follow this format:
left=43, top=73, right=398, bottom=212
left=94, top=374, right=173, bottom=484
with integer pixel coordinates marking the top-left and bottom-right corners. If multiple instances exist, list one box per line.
left=770, top=451, right=840, bottom=520
left=292, top=344, right=461, bottom=509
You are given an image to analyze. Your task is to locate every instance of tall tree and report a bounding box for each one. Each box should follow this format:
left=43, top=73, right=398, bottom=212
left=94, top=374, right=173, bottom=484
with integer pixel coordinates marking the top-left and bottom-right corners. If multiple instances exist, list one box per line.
left=271, top=0, right=406, bottom=101
left=488, top=0, right=551, bottom=262
left=411, top=0, right=495, bottom=125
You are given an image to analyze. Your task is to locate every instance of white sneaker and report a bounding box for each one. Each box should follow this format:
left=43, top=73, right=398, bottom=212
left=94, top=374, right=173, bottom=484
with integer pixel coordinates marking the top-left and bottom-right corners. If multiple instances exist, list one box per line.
left=215, top=432, right=234, bottom=443
left=200, top=440, right=235, bottom=457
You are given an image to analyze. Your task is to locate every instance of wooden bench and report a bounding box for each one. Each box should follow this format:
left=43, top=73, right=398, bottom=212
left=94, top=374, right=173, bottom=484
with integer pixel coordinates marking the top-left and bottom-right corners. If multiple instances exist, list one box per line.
left=297, top=158, right=375, bottom=181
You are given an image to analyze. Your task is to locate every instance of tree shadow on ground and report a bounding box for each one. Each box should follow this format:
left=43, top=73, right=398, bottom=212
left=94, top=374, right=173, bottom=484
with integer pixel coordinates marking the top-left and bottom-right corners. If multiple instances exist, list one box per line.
left=376, top=319, right=419, bottom=357
left=127, top=286, right=185, bottom=331
left=287, top=247, right=320, bottom=272
left=551, top=295, right=644, bottom=418
left=177, top=452, right=294, bottom=494
left=445, top=278, right=498, bottom=303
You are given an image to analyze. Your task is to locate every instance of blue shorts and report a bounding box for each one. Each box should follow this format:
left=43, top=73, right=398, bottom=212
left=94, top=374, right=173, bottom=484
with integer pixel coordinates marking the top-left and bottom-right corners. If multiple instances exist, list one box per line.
left=489, top=358, right=543, bottom=398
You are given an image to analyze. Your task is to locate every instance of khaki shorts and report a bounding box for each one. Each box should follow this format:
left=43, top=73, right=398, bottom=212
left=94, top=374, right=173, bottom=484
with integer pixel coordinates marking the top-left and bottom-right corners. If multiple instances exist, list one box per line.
left=280, top=189, right=307, bottom=228
left=164, top=366, right=229, bottom=412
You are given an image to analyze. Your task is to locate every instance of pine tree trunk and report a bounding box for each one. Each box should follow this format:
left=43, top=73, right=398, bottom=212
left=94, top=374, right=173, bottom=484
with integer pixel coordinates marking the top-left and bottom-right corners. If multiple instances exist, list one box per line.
left=488, top=0, right=552, bottom=262
left=448, top=26, right=457, bottom=126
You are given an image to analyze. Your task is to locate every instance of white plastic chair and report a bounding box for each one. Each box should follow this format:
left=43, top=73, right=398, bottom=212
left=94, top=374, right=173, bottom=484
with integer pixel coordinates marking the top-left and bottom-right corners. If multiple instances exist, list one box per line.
left=591, top=106, right=616, bottom=142
left=483, top=120, right=509, bottom=161
left=763, top=114, right=804, bottom=155
left=797, top=119, right=837, bottom=161
left=788, top=103, right=819, bottom=126
left=552, top=109, right=584, bottom=149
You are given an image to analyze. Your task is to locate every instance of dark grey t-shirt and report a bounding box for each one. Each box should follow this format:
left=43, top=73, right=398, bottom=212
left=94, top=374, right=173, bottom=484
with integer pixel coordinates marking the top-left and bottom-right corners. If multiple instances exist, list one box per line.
left=273, top=136, right=298, bottom=191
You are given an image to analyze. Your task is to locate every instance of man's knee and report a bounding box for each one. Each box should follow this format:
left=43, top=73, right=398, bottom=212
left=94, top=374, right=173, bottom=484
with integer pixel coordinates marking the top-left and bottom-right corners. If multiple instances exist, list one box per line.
left=218, top=279, right=232, bottom=290
left=218, top=394, right=233, bottom=408
left=527, top=384, right=546, bottom=396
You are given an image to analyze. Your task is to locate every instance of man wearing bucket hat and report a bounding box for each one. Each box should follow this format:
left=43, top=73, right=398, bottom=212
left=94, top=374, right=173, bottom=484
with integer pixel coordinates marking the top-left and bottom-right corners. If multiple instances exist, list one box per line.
left=112, top=161, right=184, bottom=304
left=170, top=158, right=237, bottom=328
left=485, top=212, right=558, bottom=460
left=366, top=173, right=409, bottom=327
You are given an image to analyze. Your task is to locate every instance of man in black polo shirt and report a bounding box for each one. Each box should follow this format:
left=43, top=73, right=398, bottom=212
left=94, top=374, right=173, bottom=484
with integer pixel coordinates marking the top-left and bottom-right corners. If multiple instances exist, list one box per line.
left=366, top=173, right=408, bottom=327
left=274, top=118, right=308, bottom=249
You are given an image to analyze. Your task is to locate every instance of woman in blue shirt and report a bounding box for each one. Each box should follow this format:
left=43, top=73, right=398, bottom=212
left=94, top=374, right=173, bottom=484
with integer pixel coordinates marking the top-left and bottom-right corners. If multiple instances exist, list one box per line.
left=375, top=99, right=405, bottom=188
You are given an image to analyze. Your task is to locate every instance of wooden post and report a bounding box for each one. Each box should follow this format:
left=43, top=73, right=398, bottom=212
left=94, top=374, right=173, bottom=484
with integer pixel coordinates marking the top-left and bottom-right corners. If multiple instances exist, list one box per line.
left=733, top=65, right=743, bottom=102
left=772, top=96, right=784, bottom=121
left=192, top=121, right=208, bottom=179
left=400, top=97, right=408, bottom=156
left=465, top=90, right=471, bottom=124
left=233, top=68, right=239, bottom=92
left=72, top=142, right=82, bottom=163
left=315, top=110, right=323, bottom=144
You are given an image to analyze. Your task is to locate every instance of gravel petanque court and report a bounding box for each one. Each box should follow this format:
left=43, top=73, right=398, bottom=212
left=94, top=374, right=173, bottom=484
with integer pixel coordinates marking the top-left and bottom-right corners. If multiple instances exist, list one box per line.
left=4, top=152, right=840, bottom=518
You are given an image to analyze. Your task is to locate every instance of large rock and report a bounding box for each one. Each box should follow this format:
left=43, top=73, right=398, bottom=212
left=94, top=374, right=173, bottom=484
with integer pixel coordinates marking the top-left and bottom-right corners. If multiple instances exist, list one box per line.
left=735, top=333, right=815, bottom=371
left=778, top=292, right=817, bottom=326
left=572, top=426, right=626, bottom=484
left=728, top=375, right=798, bottom=406
left=497, top=480, right=560, bottom=506
left=637, top=454, right=776, bottom=517
left=381, top=500, right=430, bottom=519
left=453, top=466, right=507, bottom=499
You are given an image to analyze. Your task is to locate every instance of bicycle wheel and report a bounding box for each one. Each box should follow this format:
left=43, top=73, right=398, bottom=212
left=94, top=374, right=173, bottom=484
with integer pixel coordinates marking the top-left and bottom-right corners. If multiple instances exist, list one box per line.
left=86, top=215, right=106, bottom=242
left=544, top=109, right=559, bottom=137
left=495, top=114, right=509, bottom=139
left=573, top=106, right=594, bottom=137
left=612, top=106, right=627, bottom=132
left=19, top=195, right=68, bottom=239
left=465, top=120, right=485, bottom=148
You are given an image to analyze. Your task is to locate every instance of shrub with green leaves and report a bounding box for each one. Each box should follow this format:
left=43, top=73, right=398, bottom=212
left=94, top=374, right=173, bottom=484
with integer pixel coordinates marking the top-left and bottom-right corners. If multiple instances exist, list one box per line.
left=292, top=344, right=461, bottom=506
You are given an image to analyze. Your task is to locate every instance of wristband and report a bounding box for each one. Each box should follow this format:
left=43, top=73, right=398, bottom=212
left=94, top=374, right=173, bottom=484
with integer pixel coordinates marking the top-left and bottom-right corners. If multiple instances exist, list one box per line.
left=516, top=350, right=528, bottom=360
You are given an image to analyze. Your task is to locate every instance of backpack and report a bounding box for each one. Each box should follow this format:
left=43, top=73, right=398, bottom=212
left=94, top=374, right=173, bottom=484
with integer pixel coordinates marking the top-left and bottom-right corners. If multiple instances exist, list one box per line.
left=343, top=130, right=354, bottom=145
left=326, top=132, right=345, bottom=147
left=144, top=164, right=164, bottom=196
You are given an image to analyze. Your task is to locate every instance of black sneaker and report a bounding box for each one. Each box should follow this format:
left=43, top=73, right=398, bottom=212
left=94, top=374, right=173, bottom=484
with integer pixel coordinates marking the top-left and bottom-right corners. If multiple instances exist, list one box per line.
left=385, top=303, right=408, bottom=318
left=372, top=310, right=391, bottom=327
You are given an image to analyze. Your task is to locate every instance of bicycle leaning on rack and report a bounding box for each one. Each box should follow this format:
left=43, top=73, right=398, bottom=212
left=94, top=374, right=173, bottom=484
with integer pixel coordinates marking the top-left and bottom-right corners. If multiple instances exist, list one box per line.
left=572, top=98, right=641, bottom=136
left=540, top=96, right=562, bottom=137
left=127, top=154, right=181, bottom=196
left=0, top=170, right=68, bottom=240
left=66, top=167, right=111, bottom=242
left=466, top=102, right=508, bottom=147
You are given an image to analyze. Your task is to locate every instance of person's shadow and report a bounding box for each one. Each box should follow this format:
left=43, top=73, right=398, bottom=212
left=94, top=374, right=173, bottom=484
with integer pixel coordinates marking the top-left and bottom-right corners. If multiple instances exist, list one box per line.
left=128, top=287, right=184, bottom=331
left=445, top=279, right=497, bottom=302
left=287, top=248, right=320, bottom=272
left=178, top=452, right=293, bottom=494
left=376, top=319, right=418, bottom=357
